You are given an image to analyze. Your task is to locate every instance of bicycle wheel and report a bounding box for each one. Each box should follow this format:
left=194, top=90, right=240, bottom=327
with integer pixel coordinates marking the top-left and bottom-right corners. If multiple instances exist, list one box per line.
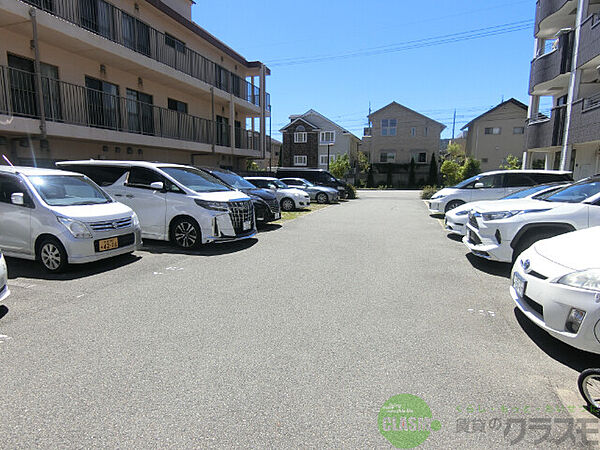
left=578, top=368, right=600, bottom=410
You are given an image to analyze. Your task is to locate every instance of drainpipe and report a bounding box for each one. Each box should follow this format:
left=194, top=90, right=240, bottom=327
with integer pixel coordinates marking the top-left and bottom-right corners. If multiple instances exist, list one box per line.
left=29, top=8, right=46, bottom=139
left=210, top=87, right=215, bottom=153
left=559, top=0, right=587, bottom=171
left=260, top=64, right=266, bottom=160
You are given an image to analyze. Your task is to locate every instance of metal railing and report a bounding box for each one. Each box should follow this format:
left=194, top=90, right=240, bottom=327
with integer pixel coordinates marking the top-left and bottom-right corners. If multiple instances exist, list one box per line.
left=583, top=92, right=600, bottom=110
left=20, top=0, right=266, bottom=107
left=235, top=127, right=260, bottom=150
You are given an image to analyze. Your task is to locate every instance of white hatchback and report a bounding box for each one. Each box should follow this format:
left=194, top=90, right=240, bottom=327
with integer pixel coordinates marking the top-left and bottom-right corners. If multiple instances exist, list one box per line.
left=0, top=166, right=141, bottom=272
left=511, top=227, right=600, bottom=354
left=58, top=161, right=256, bottom=248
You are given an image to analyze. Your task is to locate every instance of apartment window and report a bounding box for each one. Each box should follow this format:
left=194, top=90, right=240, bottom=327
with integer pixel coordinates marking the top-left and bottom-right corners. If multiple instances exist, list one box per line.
left=513, top=127, right=525, bottom=135
left=424, top=127, right=429, bottom=137
left=168, top=98, right=188, bottom=114
left=380, top=152, right=396, bottom=163
left=122, top=12, right=151, bottom=56
left=79, top=0, right=113, bottom=38
left=320, top=131, right=335, bottom=143
left=165, top=33, right=186, bottom=53
left=294, top=155, right=307, bottom=166
left=294, top=132, right=307, bottom=143
left=381, top=119, right=397, bottom=136
left=320, top=154, right=335, bottom=165
left=126, top=89, right=154, bottom=134
left=417, top=152, right=427, bottom=163
left=481, top=158, right=489, bottom=163
left=485, top=127, right=502, bottom=135
left=85, top=76, right=120, bottom=129
left=411, top=127, right=417, bottom=137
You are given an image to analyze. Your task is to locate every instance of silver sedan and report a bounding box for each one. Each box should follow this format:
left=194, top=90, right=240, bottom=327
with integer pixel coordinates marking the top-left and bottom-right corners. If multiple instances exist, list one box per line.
left=279, top=178, right=339, bottom=203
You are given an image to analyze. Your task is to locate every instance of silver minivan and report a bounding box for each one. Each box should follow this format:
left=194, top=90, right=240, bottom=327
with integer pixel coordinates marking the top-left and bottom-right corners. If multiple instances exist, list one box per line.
left=0, top=166, right=141, bottom=272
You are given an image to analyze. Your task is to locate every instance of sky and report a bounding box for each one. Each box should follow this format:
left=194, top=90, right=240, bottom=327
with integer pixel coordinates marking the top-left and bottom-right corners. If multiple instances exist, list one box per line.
left=192, top=0, right=535, bottom=141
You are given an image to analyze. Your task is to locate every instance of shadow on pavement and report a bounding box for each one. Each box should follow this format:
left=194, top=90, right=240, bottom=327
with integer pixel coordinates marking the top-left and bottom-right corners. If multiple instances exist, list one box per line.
left=430, top=213, right=444, bottom=219
left=0, top=305, right=8, bottom=321
left=465, top=253, right=512, bottom=279
left=257, top=223, right=282, bottom=233
left=514, top=308, right=600, bottom=372
left=6, top=253, right=141, bottom=281
left=447, top=233, right=463, bottom=242
left=142, top=238, right=257, bottom=256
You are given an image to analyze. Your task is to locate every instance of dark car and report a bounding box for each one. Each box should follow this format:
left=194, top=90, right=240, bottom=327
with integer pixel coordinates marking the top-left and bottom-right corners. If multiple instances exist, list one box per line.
left=274, top=168, right=348, bottom=198
left=202, top=167, right=281, bottom=224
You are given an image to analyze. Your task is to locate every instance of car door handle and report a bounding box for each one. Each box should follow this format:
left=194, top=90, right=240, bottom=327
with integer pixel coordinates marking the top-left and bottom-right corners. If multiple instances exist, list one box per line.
left=114, top=194, right=123, bottom=197
left=125, top=194, right=135, bottom=199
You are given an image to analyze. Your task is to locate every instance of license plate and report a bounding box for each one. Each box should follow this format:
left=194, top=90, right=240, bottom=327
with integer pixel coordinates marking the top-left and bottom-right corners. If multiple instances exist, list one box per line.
left=243, top=220, right=251, bottom=231
left=98, top=237, right=119, bottom=252
left=275, top=213, right=280, bottom=219
left=513, top=272, right=527, bottom=299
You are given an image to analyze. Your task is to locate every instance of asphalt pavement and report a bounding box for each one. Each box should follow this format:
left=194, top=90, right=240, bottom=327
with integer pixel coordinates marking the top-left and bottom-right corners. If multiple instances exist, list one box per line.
left=1, top=190, right=599, bottom=448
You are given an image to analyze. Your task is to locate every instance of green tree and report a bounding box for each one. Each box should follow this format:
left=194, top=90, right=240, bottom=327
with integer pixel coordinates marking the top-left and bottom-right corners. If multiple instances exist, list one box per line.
left=408, top=157, right=416, bottom=187
left=246, top=160, right=261, bottom=171
left=445, top=142, right=465, bottom=164
left=440, top=160, right=462, bottom=186
left=500, top=154, right=522, bottom=170
left=329, top=153, right=350, bottom=179
left=386, top=165, right=393, bottom=188
left=357, top=151, right=370, bottom=174
left=460, top=157, right=481, bottom=180
left=367, top=167, right=375, bottom=188
left=427, top=153, right=438, bottom=186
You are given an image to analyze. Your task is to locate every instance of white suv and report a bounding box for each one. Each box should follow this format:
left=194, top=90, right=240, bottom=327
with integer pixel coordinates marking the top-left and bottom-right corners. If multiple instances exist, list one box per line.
left=58, top=161, right=255, bottom=248
left=428, top=170, right=572, bottom=214
left=245, top=177, right=310, bottom=211
left=464, top=177, right=600, bottom=263
left=0, top=166, right=141, bottom=272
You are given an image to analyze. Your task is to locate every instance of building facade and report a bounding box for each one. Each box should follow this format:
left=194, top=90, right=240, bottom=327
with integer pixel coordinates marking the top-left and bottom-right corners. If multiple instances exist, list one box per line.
left=0, top=0, right=270, bottom=170
left=279, top=109, right=361, bottom=169
left=526, top=0, right=600, bottom=179
left=461, top=98, right=528, bottom=171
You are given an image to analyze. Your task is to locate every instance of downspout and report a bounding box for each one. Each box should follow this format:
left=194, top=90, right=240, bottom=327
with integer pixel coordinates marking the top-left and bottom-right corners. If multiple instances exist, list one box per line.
left=30, top=8, right=46, bottom=139
left=210, top=87, right=215, bottom=153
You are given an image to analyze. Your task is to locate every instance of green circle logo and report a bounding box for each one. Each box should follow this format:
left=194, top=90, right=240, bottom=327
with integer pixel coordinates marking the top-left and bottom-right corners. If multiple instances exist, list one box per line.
left=378, top=394, right=441, bottom=448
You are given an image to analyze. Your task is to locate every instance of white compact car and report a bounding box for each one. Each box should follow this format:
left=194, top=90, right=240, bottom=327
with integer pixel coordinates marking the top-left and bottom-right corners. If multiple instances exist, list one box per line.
left=245, top=177, right=310, bottom=211
left=0, top=251, right=9, bottom=302
left=58, top=161, right=256, bottom=248
left=279, top=178, right=339, bottom=204
left=0, top=166, right=141, bottom=272
left=445, top=183, right=568, bottom=236
left=464, top=177, right=600, bottom=263
left=511, top=227, right=600, bottom=354
left=428, top=170, right=572, bottom=214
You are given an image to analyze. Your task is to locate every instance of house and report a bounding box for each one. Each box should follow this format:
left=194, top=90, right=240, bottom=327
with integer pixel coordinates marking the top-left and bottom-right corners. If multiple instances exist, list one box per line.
left=461, top=98, right=528, bottom=171
left=0, top=0, right=270, bottom=171
left=525, top=0, right=600, bottom=179
left=253, top=137, right=282, bottom=170
left=279, top=109, right=361, bottom=169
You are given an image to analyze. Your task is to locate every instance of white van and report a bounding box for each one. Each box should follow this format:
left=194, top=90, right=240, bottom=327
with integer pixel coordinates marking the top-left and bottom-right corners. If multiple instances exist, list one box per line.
left=58, top=161, right=256, bottom=248
left=0, top=166, right=141, bottom=272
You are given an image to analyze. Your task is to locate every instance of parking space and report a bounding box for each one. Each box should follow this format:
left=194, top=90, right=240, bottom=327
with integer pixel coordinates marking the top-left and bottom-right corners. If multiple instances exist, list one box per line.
left=0, top=190, right=598, bottom=447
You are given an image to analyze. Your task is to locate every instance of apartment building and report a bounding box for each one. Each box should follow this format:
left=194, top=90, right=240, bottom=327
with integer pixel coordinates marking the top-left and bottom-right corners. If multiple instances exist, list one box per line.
left=0, top=0, right=270, bottom=170
left=253, top=137, right=281, bottom=170
left=526, top=0, right=600, bottom=179
left=461, top=98, right=528, bottom=171
left=279, top=109, right=361, bottom=169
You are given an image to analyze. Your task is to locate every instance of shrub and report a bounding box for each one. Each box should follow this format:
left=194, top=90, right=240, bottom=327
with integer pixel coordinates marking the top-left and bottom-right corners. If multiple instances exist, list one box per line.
left=421, top=185, right=439, bottom=200
left=346, top=184, right=357, bottom=199
left=460, top=157, right=481, bottom=180
left=440, top=160, right=462, bottom=186
left=408, top=157, right=416, bottom=187
left=500, top=154, right=522, bottom=170
left=427, top=154, right=439, bottom=186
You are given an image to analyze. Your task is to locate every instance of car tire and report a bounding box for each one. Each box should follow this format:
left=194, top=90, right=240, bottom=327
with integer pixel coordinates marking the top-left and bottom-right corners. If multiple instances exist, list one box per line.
left=578, top=368, right=600, bottom=410
left=281, top=198, right=295, bottom=211
left=512, top=229, right=563, bottom=263
left=170, top=217, right=201, bottom=249
left=445, top=200, right=465, bottom=213
left=316, top=193, right=329, bottom=204
left=37, top=237, right=68, bottom=273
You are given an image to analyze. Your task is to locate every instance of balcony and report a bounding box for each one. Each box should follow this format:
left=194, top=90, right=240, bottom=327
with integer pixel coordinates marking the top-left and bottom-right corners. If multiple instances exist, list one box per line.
left=529, top=33, right=573, bottom=94
left=568, top=96, right=600, bottom=144
left=0, top=65, right=261, bottom=152
left=535, top=0, right=575, bottom=38
left=18, top=0, right=266, bottom=108
left=526, top=106, right=567, bottom=150
left=578, top=14, right=600, bottom=68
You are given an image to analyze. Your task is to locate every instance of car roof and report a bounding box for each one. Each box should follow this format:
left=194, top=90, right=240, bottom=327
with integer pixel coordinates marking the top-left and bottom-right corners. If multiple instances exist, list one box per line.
left=478, top=169, right=572, bottom=176
left=245, top=176, right=277, bottom=180
left=0, top=165, right=82, bottom=177
left=57, top=160, right=193, bottom=170
left=276, top=167, right=327, bottom=172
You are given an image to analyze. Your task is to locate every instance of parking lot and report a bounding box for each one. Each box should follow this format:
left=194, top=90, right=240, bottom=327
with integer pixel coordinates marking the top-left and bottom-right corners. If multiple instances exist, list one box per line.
left=1, top=190, right=598, bottom=448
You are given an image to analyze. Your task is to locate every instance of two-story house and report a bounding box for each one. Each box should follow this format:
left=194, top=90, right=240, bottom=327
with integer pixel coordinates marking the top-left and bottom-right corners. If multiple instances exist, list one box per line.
left=279, top=109, right=361, bottom=169
left=0, top=0, right=270, bottom=170
left=461, top=98, right=528, bottom=171
left=525, top=0, right=600, bottom=179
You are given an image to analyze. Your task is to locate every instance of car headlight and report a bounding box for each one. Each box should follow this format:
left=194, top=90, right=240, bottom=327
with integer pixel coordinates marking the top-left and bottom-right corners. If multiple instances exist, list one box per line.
left=194, top=199, right=229, bottom=211
left=557, top=269, right=600, bottom=292
left=57, top=216, right=92, bottom=239
left=430, top=194, right=445, bottom=200
left=131, top=212, right=140, bottom=228
left=481, top=209, right=551, bottom=221
left=455, top=210, right=470, bottom=216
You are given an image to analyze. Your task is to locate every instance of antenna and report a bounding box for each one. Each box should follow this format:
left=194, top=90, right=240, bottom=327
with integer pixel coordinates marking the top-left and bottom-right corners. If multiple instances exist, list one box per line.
left=2, top=154, right=14, bottom=167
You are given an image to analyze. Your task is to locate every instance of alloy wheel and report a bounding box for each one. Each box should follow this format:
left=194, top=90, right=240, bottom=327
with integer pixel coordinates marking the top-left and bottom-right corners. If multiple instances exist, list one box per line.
left=175, top=221, right=198, bottom=248
left=41, top=243, right=62, bottom=271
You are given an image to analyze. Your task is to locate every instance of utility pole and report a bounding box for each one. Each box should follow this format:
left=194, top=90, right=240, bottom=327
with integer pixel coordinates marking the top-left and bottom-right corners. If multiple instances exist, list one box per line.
left=451, top=109, right=456, bottom=140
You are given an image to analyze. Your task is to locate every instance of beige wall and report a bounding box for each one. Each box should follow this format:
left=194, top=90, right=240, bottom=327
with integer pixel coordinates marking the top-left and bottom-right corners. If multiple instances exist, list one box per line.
left=464, top=103, right=527, bottom=171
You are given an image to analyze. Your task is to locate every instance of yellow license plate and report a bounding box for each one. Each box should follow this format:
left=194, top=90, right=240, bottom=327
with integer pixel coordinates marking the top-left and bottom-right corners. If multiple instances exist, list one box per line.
left=98, top=237, right=119, bottom=252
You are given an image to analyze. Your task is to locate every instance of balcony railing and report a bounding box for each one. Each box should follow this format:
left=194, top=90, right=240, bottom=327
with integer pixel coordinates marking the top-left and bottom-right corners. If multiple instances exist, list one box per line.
left=535, top=0, right=571, bottom=31
left=526, top=105, right=566, bottom=149
left=529, top=31, right=573, bottom=93
left=19, top=0, right=265, bottom=107
left=0, top=65, right=263, bottom=151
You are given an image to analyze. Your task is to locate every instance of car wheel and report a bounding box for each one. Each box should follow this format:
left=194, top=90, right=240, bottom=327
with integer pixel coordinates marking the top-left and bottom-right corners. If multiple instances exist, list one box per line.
left=512, top=229, right=563, bottom=263
left=281, top=198, right=295, bottom=211
left=445, top=200, right=465, bottom=213
left=38, top=237, right=68, bottom=273
left=316, top=192, right=329, bottom=204
left=578, top=368, right=600, bottom=410
left=170, top=217, right=201, bottom=249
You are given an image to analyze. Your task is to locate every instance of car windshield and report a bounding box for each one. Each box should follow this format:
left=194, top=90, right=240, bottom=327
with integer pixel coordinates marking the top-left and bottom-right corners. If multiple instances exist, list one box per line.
left=453, top=175, right=480, bottom=188
left=299, top=179, right=315, bottom=187
left=502, top=184, right=560, bottom=200
left=212, top=170, right=257, bottom=189
left=273, top=180, right=289, bottom=189
left=541, top=180, right=600, bottom=203
left=161, top=167, right=230, bottom=193
left=27, top=175, right=112, bottom=206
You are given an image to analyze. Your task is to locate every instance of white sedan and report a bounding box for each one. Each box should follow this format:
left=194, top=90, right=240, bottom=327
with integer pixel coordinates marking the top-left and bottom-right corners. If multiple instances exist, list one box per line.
left=0, top=251, right=10, bottom=302
left=245, top=177, right=310, bottom=211
left=511, top=227, right=600, bottom=354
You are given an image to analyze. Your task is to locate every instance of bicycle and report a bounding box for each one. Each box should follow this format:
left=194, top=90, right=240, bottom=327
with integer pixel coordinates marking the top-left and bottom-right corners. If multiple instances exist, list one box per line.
left=578, top=368, right=600, bottom=415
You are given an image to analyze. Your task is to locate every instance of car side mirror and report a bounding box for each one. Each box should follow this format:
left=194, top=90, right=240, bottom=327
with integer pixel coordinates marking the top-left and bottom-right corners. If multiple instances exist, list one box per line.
left=11, top=192, right=24, bottom=206
left=474, top=182, right=484, bottom=189
left=150, top=181, right=164, bottom=191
